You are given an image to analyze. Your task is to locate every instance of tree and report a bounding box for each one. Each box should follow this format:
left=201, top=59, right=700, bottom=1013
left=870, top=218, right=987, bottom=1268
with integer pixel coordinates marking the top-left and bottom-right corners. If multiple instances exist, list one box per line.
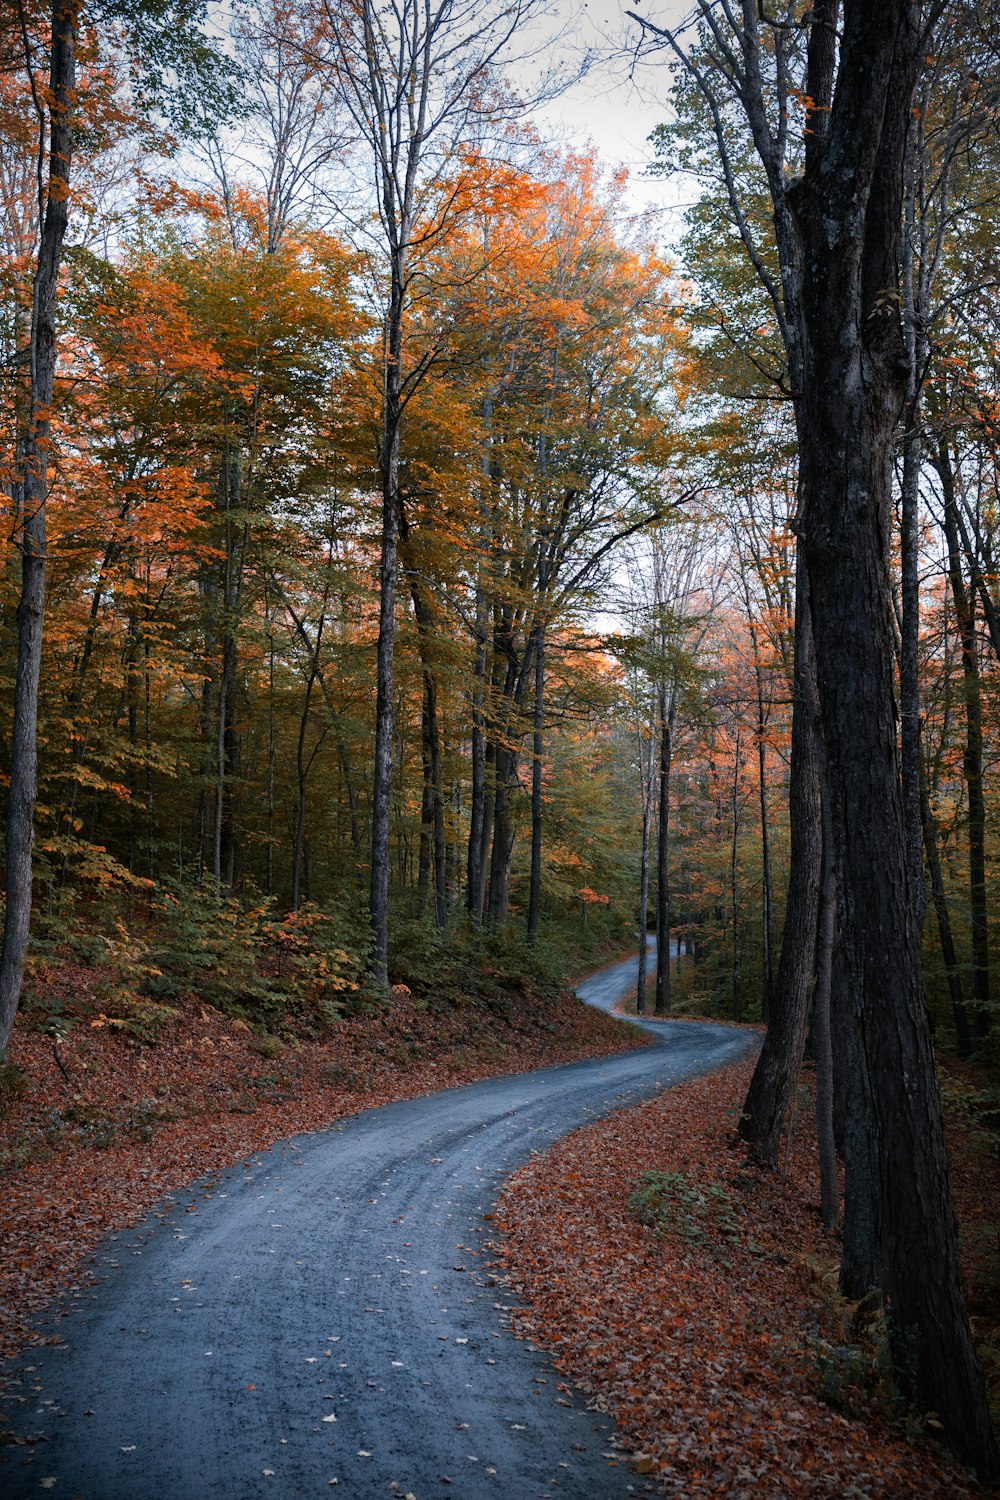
left=632, top=0, right=997, bottom=1468
left=0, top=0, right=239, bottom=1057
left=395, top=147, right=689, bottom=935
left=319, top=0, right=561, bottom=985
left=645, top=33, right=822, bottom=1167
left=894, top=13, right=1000, bottom=1042
left=615, top=522, right=707, bottom=1012
left=0, top=0, right=79, bottom=1061
left=198, top=0, right=350, bottom=255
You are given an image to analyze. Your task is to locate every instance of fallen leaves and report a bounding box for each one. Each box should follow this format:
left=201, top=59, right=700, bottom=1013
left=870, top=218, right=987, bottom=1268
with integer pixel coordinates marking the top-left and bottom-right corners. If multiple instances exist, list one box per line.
left=495, top=1059, right=983, bottom=1499
left=0, top=980, right=648, bottom=1365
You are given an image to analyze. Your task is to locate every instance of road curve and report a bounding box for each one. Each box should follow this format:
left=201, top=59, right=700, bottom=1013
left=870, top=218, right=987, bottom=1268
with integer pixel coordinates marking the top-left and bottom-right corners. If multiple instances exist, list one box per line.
left=1, top=946, right=754, bottom=1500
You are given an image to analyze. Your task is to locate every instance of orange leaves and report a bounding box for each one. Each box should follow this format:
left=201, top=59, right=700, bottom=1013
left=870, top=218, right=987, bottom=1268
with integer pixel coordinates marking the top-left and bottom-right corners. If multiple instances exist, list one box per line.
left=426, top=143, right=547, bottom=241
left=577, top=886, right=611, bottom=906
left=0, top=977, right=646, bottom=1368
left=496, top=1063, right=977, bottom=1498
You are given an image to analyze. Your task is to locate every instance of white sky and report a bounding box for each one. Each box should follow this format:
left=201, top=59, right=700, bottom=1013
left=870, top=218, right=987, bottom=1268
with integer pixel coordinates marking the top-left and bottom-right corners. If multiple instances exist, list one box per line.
left=524, top=0, right=694, bottom=238
left=519, top=3, right=701, bottom=628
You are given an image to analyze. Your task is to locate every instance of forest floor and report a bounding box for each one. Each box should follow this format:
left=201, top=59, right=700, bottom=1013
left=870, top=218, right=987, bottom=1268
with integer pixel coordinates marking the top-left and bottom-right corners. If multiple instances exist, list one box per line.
left=2, top=954, right=997, bottom=1497
left=496, top=1051, right=1000, bottom=1497
left=0, top=959, right=648, bottom=1363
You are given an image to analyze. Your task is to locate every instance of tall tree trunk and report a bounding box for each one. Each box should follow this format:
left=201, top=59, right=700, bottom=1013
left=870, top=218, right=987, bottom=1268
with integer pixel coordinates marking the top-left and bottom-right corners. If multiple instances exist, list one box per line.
left=125, top=600, right=141, bottom=874
left=446, top=779, right=461, bottom=901
left=794, top=7, right=994, bottom=1456
left=142, top=598, right=154, bottom=880
left=213, top=656, right=228, bottom=882
left=417, top=696, right=433, bottom=905
left=369, top=263, right=405, bottom=985
left=751, top=646, right=774, bottom=1019
left=221, top=631, right=240, bottom=887
left=646, top=0, right=995, bottom=1455
left=404, top=565, right=447, bottom=931
left=427, top=671, right=447, bottom=928
left=814, top=768, right=838, bottom=1232
left=476, top=738, right=496, bottom=921
left=467, top=595, right=488, bottom=920
left=740, top=557, right=823, bottom=1165
left=636, top=718, right=655, bottom=1015
left=0, top=1, right=78, bottom=1058
left=468, top=397, right=494, bottom=921
left=920, top=763, right=971, bottom=1056
left=654, top=682, right=674, bottom=1016
left=213, top=447, right=241, bottom=885
left=291, top=668, right=319, bottom=913
left=937, top=441, right=990, bottom=1040
left=486, top=627, right=535, bottom=925
left=898, top=151, right=926, bottom=930
left=266, top=617, right=276, bottom=897
left=527, top=624, right=544, bottom=944
left=729, top=721, right=742, bottom=1022
left=488, top=745, right=515, bottom=925
left=197, top=572, right=215, bottom=878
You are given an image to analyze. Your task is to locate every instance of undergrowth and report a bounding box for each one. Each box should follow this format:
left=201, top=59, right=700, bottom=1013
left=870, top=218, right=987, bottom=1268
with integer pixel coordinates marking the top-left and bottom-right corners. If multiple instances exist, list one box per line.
left=630, top=1167, right=744, bottom=1249
left=20, top=882, right=636, bottom=1044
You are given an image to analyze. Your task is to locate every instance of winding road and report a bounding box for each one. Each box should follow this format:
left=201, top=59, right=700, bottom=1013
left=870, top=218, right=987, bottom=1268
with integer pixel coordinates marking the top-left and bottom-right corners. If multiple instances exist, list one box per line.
left=1, top=943, right=754, bottom=1499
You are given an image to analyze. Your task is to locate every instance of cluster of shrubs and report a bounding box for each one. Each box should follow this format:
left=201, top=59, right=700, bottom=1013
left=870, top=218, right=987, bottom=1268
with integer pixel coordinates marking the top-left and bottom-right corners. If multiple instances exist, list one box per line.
left=19, top=880, right=635, bottom=1044
left=26, top=883, right=369, bottom=1041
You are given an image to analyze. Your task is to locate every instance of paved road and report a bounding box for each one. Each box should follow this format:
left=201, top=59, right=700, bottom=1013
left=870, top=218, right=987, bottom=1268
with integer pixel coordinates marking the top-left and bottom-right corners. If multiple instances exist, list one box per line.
left=1, top=946, right=754, bottom=1500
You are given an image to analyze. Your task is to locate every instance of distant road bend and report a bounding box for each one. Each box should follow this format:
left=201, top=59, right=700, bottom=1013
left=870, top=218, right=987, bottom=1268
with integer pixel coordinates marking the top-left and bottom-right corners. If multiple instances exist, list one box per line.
left=1, top=942, right=755, bottom=1499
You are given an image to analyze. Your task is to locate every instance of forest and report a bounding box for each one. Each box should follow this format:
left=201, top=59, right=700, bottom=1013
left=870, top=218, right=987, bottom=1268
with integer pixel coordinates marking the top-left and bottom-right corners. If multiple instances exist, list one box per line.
left=1, top=0, right=999, bottom=1486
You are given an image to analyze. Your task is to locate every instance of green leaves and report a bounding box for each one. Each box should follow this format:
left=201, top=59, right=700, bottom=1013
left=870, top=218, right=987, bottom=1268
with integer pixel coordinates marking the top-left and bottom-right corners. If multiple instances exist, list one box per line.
left=101, top=0, right=245, bottom=139
left=629, top=1167, right=743, bottom=1248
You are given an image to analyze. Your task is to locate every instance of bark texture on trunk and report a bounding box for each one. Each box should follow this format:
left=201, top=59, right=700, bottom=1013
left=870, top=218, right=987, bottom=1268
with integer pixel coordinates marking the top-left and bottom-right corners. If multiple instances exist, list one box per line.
left=739, top=558, right=822, bottom=1165
left=920, top=764, right=971, bottom=1054
left=754, top=660, right=774, bottom=1021
left=792, top=4, right=995, bottom=1461
left=466, top=593, right=488, bottom=919
left=654, top=683, right=674, bottom=1016
left=645, top=0, right=996, bottom=1460
left=938, top=441, right=990, bottom=1040
left=814, top=769, right=838, bottom=1233
left=405, top=560, right=447, bottom=929
left=527, top=625, right=544, bottom=944
left=898, top=132, right=927, bottom=930
left=636, top=719, right=655, bottom=1015
left=369, top=265, right=404, bottom=985
left=0, top=2, right=78, bottom=1058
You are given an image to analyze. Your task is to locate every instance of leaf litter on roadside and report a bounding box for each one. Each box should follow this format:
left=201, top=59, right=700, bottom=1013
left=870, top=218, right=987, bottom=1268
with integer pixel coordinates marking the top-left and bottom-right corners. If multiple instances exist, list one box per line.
left=0, top=980, right=648, bottom=1364
left=495, top=1059, right=986, bottom=1499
